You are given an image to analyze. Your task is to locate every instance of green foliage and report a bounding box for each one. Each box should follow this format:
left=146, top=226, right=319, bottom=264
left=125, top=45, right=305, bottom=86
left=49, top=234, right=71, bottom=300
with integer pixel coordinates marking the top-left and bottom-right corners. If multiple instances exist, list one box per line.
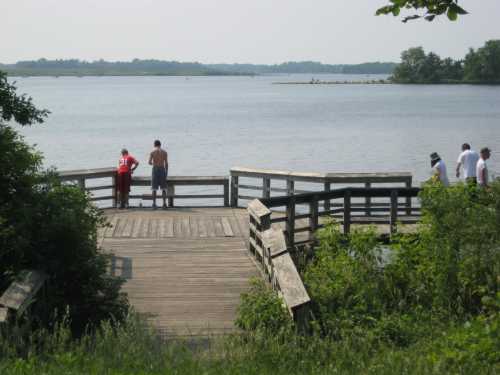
left=0, top=71, right=49, bottom=125
left=413, top=182, right=500, bottom=315
left=464, top=40, right=500, bottom=82
left=392, top=46, right=464, bottom=83
left=392, top=41, right=500, bottom=84
left=376, top=0, right=468, bottom=23
left=0, top=71, right=128, bottom=334
left=0, top=313, right=498, bottom=374
left=303, top=182, right=500, bottom=349
left=236, top=278, right=292, bottom=334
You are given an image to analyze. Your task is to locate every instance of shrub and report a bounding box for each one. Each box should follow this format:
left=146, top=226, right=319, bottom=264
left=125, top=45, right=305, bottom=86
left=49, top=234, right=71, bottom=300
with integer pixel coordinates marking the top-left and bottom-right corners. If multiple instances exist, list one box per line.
left=0, top=71, right=128, bottom=335
left=235, top=278, right=292, bottom=334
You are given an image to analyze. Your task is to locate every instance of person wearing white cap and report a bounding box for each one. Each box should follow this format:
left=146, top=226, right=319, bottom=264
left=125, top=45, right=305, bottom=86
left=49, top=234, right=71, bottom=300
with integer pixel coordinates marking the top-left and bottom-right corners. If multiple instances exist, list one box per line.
left=430, top=152, right=450, bottom=187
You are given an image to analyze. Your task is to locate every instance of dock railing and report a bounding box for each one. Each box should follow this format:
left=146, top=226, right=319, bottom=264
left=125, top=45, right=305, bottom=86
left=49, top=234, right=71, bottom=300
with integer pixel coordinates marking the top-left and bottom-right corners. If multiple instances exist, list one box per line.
left=230, top=166, right=413, bottom=214
left=58, top=167, right=230, bottom=208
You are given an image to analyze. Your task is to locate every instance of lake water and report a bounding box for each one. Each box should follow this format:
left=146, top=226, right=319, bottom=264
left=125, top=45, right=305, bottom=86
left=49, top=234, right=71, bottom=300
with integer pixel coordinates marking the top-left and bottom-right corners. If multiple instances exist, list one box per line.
left=13, top=74, right=500, bottom=184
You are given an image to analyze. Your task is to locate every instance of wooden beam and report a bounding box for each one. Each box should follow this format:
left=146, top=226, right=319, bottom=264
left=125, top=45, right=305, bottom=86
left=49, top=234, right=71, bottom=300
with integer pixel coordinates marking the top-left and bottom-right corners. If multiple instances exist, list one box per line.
left=0, top=270, right=47, bottom=316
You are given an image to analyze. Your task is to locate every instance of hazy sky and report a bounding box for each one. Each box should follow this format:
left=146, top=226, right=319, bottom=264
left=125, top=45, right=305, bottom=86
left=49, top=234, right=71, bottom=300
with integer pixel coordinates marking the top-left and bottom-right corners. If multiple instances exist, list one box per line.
left=1, top=0, right=499, bottom=64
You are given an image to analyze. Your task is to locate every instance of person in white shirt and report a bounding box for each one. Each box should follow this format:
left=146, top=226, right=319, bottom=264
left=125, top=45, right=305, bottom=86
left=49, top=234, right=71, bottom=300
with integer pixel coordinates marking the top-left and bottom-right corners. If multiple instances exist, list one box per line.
left=430, top=152, right=450, bottom=187
left=456, top=143, right=479, bottom=184
left=476, top=147, right=491, bottom=187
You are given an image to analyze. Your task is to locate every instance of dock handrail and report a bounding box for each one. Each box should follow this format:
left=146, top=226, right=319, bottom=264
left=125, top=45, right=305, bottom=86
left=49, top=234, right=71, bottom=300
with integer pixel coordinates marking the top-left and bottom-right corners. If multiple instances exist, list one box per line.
left=58, top=167, right=229, bottom=207
left=248, top=200, right=310, bottom=329
left=230, top=166, right=413, bottom=212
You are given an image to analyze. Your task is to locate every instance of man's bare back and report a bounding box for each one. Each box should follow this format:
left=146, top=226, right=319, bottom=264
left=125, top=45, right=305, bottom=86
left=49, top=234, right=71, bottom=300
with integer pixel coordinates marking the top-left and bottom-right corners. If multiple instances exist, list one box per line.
left=149, top=147, right=168, bottom=168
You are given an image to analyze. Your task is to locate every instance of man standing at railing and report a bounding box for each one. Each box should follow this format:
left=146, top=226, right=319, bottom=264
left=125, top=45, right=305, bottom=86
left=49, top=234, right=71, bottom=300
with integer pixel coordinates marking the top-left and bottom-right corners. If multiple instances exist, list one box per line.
left=149, top=139, right=169, bottom=209
left=117, top=148, right=139, bottom=209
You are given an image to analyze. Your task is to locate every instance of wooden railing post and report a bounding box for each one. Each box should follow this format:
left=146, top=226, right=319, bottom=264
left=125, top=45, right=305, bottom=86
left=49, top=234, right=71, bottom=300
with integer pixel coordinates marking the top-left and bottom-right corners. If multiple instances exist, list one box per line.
left=167, top=185, right=175, bottom=207
left=286, top=197, right=296, bottom=246
left=223, top=178, right=230, bottom=207
left=405, top=178, right=412, bottom=216
left=231, top=175, right=239, bottom=207
left=286, top=179, right=295, bottom=196
left=309, top=195, right=319, bottom=241
left=112, top=173, right=118, bottom=208
left=77, top=177, right=85, bottom=191
left=263, top=177, right=271, bottom=199
left=390, top=189, right=398, bottom=235
left=343, top=190, right=351, bottom=235
left=365, top=182, right=371, bottom=216
left=323, top=182, right=331, bottom=211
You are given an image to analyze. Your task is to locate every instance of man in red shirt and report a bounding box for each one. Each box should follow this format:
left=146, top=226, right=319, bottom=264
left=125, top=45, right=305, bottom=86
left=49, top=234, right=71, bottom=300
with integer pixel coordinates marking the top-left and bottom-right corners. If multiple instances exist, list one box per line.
left=117, top=148, right=139, bottom=209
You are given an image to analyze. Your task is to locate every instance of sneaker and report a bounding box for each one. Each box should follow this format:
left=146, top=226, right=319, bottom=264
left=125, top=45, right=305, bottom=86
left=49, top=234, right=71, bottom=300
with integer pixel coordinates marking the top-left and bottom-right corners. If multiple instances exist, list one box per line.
left=152, top=204, right=158, bottom=210
left=162, top=204, right=168, bottom=210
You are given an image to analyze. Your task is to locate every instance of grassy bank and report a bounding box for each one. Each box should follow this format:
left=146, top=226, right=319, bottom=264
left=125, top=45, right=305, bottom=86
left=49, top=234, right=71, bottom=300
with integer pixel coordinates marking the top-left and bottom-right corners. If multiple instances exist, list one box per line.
left=0, top=312, right=498, bottom=375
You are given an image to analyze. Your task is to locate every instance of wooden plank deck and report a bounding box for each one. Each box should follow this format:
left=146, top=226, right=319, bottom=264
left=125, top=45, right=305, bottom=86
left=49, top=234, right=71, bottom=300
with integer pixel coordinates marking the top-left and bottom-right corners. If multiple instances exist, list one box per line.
left=101, top=207, right=256, bottom=337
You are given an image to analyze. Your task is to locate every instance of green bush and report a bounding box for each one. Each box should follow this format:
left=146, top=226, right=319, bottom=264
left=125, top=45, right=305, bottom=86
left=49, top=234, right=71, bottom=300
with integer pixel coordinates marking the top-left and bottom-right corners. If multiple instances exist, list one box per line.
left=235, top=278, right=292, bottom=334
left=0, top=71, right=128, bottom=335
left=303, top=182, right=500, bottom=346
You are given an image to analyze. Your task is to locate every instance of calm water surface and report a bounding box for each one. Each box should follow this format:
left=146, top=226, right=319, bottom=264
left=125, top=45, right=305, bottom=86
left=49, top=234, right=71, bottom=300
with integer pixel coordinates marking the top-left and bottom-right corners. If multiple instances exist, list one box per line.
left=14, top=74, right=500, bottom=184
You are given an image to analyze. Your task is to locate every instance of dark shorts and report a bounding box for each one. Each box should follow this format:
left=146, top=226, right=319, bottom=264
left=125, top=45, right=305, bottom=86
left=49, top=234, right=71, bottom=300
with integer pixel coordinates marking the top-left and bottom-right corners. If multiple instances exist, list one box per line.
left=152, top=166, right=167, bottom=190
left=117, top=172, right=132, bottom=193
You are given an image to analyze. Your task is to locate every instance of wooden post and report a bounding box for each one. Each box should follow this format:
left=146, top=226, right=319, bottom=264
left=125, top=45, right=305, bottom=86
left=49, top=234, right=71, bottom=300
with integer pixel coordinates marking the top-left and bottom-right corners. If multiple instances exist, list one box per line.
left=390, top=190, right=398, bottom=236
left=111, top=173, right=118, bottom=208
left=323, top=182, right=331, bottom=212
left=405, top=178, right=412, bottom=216
left=230, top=175, right=239, bottom=207
left=287, top=179, right=295, bottom=196
left=309, top=195, right=319, bottom=241
left=77, top=177, right=85, bottom=191
left=167, top=184, right=175, bottom=207
left=286, top=197, right=296, bottom=246
left=223, top=178, right=230, bottom=207
left=365, top=182, right=371, bottom=216
left=263, top=177, right=271, bottom=199
left=343, top=190, right=351, bottom=235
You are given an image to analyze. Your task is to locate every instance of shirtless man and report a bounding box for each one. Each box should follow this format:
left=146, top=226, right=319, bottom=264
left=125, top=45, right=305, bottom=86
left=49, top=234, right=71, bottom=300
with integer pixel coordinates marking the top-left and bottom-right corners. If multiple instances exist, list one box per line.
left=148, top=140, right=168, bottom=209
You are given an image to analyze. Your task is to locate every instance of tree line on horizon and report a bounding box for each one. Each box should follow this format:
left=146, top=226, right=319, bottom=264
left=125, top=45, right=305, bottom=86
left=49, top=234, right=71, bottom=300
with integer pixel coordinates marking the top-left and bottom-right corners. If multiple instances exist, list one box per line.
left=0, top=59, right=397, bottom=76
left=391, top=40, right=500, bottom=83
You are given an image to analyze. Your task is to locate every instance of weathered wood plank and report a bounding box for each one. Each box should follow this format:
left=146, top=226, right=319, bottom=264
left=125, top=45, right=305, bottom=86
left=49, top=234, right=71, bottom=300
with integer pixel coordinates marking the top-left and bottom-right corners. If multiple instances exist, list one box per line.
left=198, top=218, right=208, bottom=238
left=213, top=217, right=224, bottom=237
left=181, top=217, right=191, bottom=237
left=131, top=218, right=143, bottom=238
left=221, top=218, right=234, bottom=237
left=0, top=270, right=47, bottom=315
left=149, top=219, right=159, bottom=239
left=272, top=253, right=310, bottom=312
left=189, top=217, right=199, bottom=238
left=120, top=218, right=134, bottom=237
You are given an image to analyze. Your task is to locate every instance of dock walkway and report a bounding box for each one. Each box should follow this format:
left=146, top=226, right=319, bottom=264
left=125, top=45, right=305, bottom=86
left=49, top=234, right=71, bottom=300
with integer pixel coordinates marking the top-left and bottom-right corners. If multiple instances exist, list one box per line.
left=101, top=207, right=257, bottom=336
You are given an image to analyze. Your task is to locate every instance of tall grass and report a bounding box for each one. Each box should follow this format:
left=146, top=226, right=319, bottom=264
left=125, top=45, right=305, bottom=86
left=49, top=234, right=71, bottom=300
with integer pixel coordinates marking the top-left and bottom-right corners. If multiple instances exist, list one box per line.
left=0, top=312, right=497, bottom=375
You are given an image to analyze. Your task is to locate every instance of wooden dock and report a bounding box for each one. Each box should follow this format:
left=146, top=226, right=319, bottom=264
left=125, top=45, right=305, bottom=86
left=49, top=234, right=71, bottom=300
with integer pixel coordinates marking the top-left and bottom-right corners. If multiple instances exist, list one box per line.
left=100, top=207, right=258, bottom=337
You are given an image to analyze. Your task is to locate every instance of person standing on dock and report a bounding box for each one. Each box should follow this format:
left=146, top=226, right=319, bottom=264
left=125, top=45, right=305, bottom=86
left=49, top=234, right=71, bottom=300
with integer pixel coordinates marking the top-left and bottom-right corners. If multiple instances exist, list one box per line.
left=456, top=143, right=479, bottom=184
left=430, top=152, right=450, bottom=187
left=149, top=139, right=169, bottom=209
left=117, top=148, right=139, bottom=209
left=477, top=147, right=491, bottom=187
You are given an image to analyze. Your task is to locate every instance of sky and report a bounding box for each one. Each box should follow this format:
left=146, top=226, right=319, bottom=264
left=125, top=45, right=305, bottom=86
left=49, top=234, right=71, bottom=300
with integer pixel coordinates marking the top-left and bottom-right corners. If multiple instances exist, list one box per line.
left=1, top=0, right=499, bottom=64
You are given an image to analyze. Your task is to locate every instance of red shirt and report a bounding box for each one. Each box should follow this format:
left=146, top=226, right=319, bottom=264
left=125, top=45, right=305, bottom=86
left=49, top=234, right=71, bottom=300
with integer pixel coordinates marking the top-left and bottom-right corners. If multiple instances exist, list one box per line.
left=118, top=155, right=137, bottom=174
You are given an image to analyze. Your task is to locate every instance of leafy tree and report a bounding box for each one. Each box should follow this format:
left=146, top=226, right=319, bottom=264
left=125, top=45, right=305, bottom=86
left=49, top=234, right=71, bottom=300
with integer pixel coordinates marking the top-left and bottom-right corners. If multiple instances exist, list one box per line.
left=376, top=0, right=468, bottom=23
left=0, top=71, right=128, bottom=334
left=464, top=40, right=500, bottom=82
